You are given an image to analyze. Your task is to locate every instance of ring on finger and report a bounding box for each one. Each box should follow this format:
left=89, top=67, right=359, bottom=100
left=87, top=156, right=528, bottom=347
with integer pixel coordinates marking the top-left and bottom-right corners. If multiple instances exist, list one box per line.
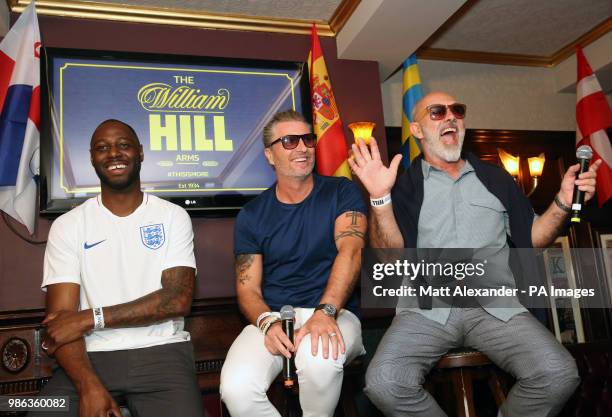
left=329, top=332, right=337, bottom=337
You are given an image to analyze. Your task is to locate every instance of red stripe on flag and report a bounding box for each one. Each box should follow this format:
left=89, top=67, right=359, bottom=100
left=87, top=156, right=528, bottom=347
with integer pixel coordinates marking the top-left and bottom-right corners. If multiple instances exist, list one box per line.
left=0, top=50, right=16, bottom=113
left=576, top=92, right=612, bottom=138
left=28, top=85, right=40, bottom=130
left=595, top=159, right=612, bottom=207
left=310, top=24, right=323, bottom=64
left=309, top=24, right=322, bottom=101
left=316, top=120, right=349, bottom=176
left=577, top=136, right=612, bottom=207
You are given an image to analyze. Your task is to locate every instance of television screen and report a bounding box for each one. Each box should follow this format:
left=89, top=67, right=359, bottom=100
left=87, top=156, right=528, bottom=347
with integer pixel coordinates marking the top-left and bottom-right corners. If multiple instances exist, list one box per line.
left=40, top=48, right=310, bottom=214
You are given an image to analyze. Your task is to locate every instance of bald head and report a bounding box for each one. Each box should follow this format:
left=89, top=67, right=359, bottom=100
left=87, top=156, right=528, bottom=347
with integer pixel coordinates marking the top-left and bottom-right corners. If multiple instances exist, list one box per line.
left=90, top=119, right=140, bottom=148
left=409, top=91, right=466, bottom=165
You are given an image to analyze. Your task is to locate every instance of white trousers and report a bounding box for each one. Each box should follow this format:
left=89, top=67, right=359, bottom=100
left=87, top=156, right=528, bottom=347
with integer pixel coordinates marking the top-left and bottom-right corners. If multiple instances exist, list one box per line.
left=220, top=308, right=365, bottom=417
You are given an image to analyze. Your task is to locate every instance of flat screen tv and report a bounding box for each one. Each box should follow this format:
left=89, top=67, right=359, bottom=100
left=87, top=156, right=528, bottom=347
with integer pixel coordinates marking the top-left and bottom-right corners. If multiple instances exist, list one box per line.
left=40, top=48, right=310, bottom=215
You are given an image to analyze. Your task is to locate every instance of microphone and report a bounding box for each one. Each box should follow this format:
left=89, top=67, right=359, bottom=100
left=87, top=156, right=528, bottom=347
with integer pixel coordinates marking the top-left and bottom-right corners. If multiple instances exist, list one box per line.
left=570, top=145, right=593, bottom=223
left=280, top=305, right=295, bottom=388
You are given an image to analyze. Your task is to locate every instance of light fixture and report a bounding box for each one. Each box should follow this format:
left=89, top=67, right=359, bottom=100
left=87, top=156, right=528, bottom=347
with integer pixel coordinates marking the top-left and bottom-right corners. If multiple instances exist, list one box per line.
left=527, top=153, right=545, bottom=196
left=348, top=122, right=376, bottom=145
left=498, top=148, right=546, bottom=196
left=528, top=153, right=545, bottom=177
left=497, top=148, right=520, bottom=178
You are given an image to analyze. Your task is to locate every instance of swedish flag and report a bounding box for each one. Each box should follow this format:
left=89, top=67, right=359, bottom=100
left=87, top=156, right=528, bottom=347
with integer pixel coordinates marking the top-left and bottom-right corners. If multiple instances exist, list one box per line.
left=401, top=54, right=423, bottom=167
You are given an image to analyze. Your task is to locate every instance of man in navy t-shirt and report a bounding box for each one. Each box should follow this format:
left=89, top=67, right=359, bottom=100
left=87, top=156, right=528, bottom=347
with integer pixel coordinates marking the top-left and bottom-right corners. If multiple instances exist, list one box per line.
left=220, top=110, right=367, bottom=417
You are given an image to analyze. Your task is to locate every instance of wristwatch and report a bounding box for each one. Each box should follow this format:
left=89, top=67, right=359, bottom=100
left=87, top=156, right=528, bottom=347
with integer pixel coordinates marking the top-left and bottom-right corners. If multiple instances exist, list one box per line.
left=315, top=303, right=337, bottom=318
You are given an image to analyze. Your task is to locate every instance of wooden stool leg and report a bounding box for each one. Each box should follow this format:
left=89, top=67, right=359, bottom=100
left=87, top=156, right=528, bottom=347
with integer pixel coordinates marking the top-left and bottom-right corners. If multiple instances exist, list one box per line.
left=488, top=368, right=506, bottom=408
left=451, top=368, right=476, bottom=417
left=340, top=376, right=359, bottom=417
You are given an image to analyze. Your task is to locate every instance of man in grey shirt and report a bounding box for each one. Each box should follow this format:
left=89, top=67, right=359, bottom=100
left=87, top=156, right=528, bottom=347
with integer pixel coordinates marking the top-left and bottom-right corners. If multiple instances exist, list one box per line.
left=348, top=91, right=602, bottom=417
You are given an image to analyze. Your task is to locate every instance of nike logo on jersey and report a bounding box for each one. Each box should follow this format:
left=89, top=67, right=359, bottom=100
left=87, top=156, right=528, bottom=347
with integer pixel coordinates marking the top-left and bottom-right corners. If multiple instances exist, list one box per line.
left=83, top=240, right=106, bottom=250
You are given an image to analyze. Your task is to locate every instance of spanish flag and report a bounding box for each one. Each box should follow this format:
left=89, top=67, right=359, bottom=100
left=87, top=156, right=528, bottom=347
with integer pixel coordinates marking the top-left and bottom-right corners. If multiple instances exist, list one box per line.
left=308, top=23, right=351, bottom=179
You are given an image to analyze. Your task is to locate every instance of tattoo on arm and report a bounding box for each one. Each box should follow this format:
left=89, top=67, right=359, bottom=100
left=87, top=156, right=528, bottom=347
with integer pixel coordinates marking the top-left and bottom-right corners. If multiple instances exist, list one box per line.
left=158, top=268, right=193, bottom=316
left=336, top=212, right=366, bottom=242
left=335, top=227, right=366, bottom=242
left=345, top=211, right=365, bottom=226
left=236, top=254, right=254, bottom=285
left=104, top=266, right=194, bottom=327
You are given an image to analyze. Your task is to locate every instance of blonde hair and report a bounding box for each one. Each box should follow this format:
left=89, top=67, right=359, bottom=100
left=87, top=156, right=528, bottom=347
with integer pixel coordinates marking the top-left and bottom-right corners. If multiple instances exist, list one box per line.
left=262, top=110, right=310, bottom=146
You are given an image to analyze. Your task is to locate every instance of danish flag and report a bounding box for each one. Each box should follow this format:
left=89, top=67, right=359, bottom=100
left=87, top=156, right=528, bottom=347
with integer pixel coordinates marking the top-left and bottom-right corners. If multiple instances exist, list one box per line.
left=575, top=46, right=612, bottom=207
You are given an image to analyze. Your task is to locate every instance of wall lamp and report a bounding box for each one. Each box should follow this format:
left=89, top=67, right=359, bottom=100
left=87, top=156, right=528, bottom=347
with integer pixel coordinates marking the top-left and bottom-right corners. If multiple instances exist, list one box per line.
left=498, top=148, right=545, bottom=197
left=348, top=122, right=376, bottom=145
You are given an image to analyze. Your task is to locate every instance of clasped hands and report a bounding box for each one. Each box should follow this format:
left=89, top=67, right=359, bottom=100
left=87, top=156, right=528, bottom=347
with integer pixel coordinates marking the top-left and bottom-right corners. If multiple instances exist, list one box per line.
left=41, top=309, right=91, bottom=355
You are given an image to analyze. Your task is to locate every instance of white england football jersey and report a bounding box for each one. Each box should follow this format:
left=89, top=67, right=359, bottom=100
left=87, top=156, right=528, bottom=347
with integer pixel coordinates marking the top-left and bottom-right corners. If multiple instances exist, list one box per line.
left=42, top=194, right=196, bottom=352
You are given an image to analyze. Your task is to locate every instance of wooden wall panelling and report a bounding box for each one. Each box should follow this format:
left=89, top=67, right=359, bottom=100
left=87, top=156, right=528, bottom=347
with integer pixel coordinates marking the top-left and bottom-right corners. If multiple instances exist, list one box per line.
left=186, top=299, right=244, bottom=391
left=0, top=325, right=54, bottom=395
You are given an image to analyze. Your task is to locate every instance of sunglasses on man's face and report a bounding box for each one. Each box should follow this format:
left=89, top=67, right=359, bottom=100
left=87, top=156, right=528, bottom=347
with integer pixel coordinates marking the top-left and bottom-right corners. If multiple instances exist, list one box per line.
left=417, top=103, right=467, bottom=121
left=267, top=133, right=317, bottom=150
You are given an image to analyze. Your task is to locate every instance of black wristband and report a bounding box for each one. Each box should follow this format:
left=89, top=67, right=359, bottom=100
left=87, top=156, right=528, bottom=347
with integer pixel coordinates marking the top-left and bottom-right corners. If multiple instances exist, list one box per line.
left=554, top=195, right=572, bottom=213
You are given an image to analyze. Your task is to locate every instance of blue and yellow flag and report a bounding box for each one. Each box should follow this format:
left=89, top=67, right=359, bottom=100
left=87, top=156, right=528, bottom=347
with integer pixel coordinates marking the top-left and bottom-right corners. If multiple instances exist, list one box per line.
left=401, top=54, right=423, bottom=167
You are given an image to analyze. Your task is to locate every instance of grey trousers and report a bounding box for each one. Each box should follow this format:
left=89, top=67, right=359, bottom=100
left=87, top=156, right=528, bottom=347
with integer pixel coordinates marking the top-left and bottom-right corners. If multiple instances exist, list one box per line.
left=364, top=308, right=580, bottom=417
left=28, top=341, right=203, bottom=417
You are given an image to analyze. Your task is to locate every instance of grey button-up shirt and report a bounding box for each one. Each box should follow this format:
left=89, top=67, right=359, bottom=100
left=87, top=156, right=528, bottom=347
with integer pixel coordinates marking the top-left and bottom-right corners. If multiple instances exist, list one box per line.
left=402, top=160, right=526, bottom=324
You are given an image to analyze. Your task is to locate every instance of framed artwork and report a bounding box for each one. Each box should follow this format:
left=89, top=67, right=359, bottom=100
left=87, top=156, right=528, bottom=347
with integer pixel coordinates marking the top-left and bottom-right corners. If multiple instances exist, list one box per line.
left=542, top=236, right=585, bottom=343
left=597, top=232, right=612, bottom=304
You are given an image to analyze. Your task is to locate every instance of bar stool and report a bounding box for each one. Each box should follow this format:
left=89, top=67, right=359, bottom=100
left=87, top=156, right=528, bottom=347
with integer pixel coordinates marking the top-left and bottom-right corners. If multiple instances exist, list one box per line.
left=431, top=349, right=507, bottom=417
left=115, top=395, right=132, bottom=417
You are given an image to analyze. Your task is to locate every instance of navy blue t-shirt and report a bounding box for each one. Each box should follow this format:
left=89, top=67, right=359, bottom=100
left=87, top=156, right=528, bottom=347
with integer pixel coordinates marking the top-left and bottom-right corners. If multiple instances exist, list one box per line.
left=234, top=174, right=367, bottom=315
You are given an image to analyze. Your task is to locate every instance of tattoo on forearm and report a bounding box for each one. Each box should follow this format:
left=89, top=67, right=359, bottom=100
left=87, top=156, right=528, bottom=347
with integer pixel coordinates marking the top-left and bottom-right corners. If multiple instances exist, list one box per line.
left=158, top=268, right=192, bottom=316
left=105, top=267, right=194, bottom=327
left=236, top=254, right=254, bottom=285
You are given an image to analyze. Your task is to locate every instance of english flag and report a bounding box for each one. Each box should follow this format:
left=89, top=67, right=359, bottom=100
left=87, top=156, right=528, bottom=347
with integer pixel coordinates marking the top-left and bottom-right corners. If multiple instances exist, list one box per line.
left=576, top=47, right=612, bottom=207
left=0, top=1, right=41, bottom=234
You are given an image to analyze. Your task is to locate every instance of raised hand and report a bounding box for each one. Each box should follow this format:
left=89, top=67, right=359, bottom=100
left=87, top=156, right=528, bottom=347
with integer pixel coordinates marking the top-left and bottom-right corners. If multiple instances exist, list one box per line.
left=348, top=137, right=402, bottom=198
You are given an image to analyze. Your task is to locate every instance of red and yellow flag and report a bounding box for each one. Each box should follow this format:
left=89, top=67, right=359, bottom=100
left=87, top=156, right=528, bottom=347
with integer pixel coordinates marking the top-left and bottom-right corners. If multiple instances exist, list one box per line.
left=307, top=23, right=351, bottom=179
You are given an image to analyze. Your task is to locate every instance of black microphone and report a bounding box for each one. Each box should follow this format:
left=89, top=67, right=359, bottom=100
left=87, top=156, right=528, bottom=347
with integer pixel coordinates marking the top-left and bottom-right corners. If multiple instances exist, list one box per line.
left=570, top=145, right=593, bottom=223
left=280, top=305, right=295, bottom=388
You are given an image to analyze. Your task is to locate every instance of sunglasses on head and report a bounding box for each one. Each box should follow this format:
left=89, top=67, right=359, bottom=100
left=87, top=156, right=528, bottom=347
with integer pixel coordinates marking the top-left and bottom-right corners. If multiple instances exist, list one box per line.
left=417, top=103, right=467, bottom=121
left=267, top=133, right=317, bottom=150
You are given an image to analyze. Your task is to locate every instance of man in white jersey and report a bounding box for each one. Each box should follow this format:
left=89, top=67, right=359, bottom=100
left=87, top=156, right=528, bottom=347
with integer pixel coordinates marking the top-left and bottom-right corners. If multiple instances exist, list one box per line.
left=31, top=120, right=203, bottom=417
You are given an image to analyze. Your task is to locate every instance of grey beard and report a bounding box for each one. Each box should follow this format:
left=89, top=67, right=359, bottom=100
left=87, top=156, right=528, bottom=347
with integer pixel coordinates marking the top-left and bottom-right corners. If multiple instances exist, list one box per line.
left=425, top=132, right=465, bottom=162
